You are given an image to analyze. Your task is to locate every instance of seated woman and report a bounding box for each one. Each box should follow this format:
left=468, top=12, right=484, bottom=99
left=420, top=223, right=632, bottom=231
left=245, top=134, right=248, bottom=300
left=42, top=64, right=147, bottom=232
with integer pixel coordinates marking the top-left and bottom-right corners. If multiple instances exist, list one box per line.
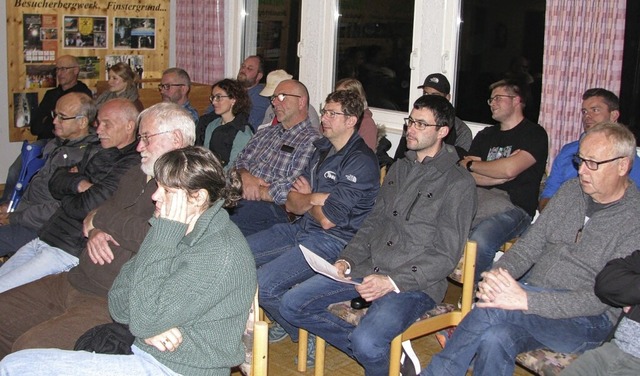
left=196, top=79, right=253, bottom=170
left=95, top=62, right=144, bottom=111
left=0, top=146, right=257, bottom=376
left=335, top=78, right=377, bottom=151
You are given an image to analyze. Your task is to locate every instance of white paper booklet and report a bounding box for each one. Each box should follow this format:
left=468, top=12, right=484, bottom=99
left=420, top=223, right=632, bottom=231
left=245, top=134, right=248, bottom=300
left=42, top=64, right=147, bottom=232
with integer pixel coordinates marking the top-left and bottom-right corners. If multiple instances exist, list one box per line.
left=299, top=244, right=361, bottom=285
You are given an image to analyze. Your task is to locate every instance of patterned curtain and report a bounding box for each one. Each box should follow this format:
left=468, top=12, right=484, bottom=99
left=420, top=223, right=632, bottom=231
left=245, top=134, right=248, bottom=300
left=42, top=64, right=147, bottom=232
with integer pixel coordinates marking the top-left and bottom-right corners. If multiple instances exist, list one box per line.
left=540, top=0, right=626, bottom=168
left=175, top=0, right=225, bottom=85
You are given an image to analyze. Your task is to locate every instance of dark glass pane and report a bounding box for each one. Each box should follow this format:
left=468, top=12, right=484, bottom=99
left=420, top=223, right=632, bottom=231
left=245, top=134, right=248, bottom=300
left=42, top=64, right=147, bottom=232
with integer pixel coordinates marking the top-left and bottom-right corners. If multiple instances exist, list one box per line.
left=253, top=0, right=301, bottom=78
left=455, top=0, right=545, bottom=124
left=336, top=0, right=415, bottom=111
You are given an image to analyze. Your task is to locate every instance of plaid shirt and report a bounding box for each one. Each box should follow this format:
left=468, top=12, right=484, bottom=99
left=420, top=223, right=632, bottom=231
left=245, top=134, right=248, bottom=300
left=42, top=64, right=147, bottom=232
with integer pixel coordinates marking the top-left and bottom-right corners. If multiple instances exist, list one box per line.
left=234, top=117, right=321, bottom=204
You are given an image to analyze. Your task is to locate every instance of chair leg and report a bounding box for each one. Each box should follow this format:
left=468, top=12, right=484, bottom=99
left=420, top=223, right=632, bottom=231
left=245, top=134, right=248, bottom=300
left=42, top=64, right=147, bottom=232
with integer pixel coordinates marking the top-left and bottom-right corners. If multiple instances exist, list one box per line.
left=388, top=334, right=403, bottom=376
left=298, top=329, right=308, bottom=372
left=314, top=336, right=325, bottom=376
left=252, top=321, right=268, bottom=376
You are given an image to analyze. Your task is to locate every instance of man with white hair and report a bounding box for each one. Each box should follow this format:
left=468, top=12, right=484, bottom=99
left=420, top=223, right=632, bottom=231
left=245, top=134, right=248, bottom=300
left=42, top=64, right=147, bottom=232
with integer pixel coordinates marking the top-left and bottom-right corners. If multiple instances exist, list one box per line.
left=0, top=102, right=195, bottom=358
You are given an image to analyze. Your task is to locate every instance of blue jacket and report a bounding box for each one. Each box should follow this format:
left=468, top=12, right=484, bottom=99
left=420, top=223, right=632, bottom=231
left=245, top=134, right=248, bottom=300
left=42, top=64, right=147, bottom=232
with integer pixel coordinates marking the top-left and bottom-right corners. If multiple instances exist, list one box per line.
left=297, top=132, right=379, bottom=242
left=541, top=138, right=640, bottom=199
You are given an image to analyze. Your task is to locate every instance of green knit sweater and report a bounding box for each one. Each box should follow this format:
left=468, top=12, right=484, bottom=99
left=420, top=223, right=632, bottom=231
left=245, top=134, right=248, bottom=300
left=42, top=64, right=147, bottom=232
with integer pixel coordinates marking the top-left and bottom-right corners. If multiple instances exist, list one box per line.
left=109, top=200, right=257, bottom=376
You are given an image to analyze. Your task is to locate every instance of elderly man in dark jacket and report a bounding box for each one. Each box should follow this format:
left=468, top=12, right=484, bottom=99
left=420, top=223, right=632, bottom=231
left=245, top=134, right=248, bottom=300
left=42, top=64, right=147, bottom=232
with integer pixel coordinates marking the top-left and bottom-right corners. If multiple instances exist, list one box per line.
left=0, top=98, right=140, bottom=293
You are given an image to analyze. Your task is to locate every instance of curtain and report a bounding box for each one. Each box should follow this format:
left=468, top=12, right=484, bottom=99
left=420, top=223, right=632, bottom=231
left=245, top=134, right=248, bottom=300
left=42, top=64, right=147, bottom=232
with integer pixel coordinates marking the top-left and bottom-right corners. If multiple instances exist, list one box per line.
left=540, top=0, right=626, bottom=168
left=175, top=0, right=225, bottom=85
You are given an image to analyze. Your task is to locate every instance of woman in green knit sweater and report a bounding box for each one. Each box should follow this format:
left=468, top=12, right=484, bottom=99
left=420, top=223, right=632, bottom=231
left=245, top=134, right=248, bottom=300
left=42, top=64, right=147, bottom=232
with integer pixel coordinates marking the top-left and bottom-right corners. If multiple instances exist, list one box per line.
left=0, top=146, right=258, bottom=376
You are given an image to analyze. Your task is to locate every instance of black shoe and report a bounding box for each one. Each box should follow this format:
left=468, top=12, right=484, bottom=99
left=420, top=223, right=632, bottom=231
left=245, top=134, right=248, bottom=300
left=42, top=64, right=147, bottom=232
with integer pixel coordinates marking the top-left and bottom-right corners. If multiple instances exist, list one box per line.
left=350, top=296, right=371, bottom=310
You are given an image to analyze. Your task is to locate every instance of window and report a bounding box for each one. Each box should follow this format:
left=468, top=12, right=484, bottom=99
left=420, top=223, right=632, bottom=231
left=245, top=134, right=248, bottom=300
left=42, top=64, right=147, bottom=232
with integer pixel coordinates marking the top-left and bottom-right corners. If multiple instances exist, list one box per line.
left=335, top=0, right=415, bottom=111
left=455, top=0, right=546, bottom=124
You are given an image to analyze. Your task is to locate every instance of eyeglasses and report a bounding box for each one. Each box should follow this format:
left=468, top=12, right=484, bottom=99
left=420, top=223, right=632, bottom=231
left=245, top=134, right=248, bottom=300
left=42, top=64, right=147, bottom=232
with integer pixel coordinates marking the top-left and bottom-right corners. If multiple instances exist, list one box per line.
left=55, top=66, right=78, bottom=72
left=270, top=93, right=302, bottom=103
left=320, top=109, right=351, bottom=119
left=209, top=94, right=230, bottom=103
left=487, top=95, right=516, bottom=105
left=158, top=83, right=186, bottom=91
left=51, top=111, right=85, bottom=121
left=404, top=117, right=440, bottom=130
left=137, top=130, right=173, bottom=143
left=572, top=154, right=624, bottom=171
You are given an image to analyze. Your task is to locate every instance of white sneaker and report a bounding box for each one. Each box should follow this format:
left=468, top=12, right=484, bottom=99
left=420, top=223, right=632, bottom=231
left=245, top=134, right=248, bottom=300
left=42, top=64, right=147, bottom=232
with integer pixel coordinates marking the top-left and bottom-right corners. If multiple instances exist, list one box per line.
left=399, top=340, right=420, bottom=376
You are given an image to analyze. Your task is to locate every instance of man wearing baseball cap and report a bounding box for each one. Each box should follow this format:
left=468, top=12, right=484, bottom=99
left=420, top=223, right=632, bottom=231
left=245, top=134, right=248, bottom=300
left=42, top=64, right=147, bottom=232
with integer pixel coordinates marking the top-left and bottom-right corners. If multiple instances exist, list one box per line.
left=395, top=73, right=472, bottom=159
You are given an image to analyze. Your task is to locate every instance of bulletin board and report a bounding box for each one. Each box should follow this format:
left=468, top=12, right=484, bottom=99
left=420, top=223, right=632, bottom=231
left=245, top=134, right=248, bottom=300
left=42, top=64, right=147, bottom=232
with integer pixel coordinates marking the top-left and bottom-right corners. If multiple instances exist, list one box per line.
left=6, top=0, right=170, bottom=142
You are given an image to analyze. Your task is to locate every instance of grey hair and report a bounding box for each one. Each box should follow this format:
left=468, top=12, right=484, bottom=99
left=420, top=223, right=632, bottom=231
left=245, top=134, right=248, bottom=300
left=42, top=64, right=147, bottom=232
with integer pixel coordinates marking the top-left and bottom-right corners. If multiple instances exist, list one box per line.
left=137, top=102, right=196, bottom=146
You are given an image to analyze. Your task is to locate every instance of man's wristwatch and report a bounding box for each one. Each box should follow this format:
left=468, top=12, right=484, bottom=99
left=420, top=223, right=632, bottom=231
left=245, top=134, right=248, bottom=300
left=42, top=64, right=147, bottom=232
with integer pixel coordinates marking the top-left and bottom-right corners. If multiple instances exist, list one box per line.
left=466, top=160, right=474, bottom=172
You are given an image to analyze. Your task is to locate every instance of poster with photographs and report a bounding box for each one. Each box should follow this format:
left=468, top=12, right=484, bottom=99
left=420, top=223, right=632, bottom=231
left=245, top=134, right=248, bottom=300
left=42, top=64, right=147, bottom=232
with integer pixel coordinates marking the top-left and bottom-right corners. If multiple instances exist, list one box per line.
left=77, top=56, right=101, bottom=80
left=105, top=55, right=145, bottom=81
left=64, top=16, right=107, bottom=48
left=114, top=18, right=156, bottom=49
left=25, top=64, right=56, bottom=89
left=23, top=14, right=57, bottom=63
left=13, top=93, right=39, bottom=128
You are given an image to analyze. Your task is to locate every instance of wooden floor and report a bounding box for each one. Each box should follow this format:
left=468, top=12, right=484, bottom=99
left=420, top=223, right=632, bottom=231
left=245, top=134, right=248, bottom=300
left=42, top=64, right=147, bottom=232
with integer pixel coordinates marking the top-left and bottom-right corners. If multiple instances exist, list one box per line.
left=234, top=283, right=534, bottom=376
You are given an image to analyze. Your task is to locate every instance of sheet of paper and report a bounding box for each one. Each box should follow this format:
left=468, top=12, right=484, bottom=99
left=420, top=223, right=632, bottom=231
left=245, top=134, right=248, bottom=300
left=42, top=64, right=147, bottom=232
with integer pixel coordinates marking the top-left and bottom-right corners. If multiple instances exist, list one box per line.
left=299, top=244, right=360, bottom=285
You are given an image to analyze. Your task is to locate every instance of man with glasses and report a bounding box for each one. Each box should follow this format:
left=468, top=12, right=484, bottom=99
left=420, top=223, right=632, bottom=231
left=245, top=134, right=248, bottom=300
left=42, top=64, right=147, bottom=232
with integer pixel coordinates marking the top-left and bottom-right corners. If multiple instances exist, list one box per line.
left=0, top=97, right=141, bottom=293
left=539, top=88, right=640, bottom=211
left=246, top=90, right=379, bottom=348
left=395, top=73, right=473, bottom=160
left=230, top=79, right=321, bottom=236
left=423, top=122, right=640, bottom=376
left=158, top=67, right=199, bottom=122
left=0, top=102, right=195, bottom=357
left=0, top=93, right=100, bottom=258
left=458, top=78, right=548, bottom=282
left=281, top=95, right=476, bottom=374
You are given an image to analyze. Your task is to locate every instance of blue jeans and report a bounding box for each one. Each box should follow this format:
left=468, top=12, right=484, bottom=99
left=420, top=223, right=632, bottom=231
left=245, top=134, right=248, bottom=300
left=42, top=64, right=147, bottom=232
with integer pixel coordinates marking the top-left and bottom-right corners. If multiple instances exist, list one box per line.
left=0, top=238, right=78, bottom=293
left=281, top=275, right=436, bottom=376
left=470, top=206, right=531, bottom=282
left=0, top=345, right=180, bottom=376
left=0, top=224, right=38, bottom=257
left=228, top=200, right=289, bottom=237
left=422, top=284, right=612, bottom=376
left=248, top=222, right=347, bottom=340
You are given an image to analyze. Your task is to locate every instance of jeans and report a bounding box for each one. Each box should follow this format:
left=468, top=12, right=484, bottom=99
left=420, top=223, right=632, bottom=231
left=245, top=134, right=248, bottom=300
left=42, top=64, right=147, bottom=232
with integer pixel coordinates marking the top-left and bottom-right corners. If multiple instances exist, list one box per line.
left=0, top=273, right=112, bottom=358
left=281, top=275, right=436, bottom=376
left=0, top=225, right=38, bottom=257
left=228, top=200, right=289, bottom=237
left=0, top=238, right=78, bottom=293
left=470, top=206, right=531, bottom=282
left=0, top=345, right=180, bottom=376
left=247, top=222, right=347, bottom=340
left=422, top=284, right=612, bottom=376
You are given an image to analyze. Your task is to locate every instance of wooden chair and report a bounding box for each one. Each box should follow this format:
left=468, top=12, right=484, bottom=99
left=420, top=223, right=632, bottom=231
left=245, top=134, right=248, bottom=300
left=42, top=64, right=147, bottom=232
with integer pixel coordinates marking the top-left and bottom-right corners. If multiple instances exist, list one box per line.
left=237, top=288, right=268, bottom=376
left=298, top=240, right=477, bottom=376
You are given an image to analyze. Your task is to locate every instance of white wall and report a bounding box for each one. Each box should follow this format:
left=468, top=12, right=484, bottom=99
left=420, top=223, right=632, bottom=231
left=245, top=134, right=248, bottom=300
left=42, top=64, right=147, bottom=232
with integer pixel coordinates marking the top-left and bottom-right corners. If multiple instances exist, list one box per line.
left=0, top=4, right=25, bottom=184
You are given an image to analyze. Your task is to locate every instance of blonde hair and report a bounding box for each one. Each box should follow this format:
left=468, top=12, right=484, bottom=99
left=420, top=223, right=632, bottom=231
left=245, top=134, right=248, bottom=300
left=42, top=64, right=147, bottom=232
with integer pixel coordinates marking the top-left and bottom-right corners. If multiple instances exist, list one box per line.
left=335, top=78, right=368, bottom=108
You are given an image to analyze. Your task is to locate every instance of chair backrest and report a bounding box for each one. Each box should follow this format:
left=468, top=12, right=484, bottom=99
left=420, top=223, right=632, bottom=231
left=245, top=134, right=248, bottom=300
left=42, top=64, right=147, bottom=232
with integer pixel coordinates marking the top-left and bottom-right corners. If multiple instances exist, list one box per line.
left=7, top=140, right=46, bottom=212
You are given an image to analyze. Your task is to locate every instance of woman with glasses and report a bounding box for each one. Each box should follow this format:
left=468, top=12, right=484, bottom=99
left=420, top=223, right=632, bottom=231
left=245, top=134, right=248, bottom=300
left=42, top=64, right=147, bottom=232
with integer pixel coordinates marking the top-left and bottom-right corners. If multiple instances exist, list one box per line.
left=95, top=63, right=143, bottom=111
left=0, top=146, right=257, bottom=376
left=196, top=79, right=253, bottom=170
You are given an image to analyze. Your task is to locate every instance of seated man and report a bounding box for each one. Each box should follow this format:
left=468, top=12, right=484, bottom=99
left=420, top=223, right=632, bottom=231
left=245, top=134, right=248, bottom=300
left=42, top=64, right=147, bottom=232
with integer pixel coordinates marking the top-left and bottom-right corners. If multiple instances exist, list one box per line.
left=0, top=92, right=100, bottom=256
left=394, top=73, right=473, bottom=159
left=458, top=78, right=548, bottom=281
left=281, top=95, right=477, bottom=374
left=247, top=90, right=379, bottom=343
left=539, top=88, right=640, bottom=211
left=423, top=122, right=640, bottom=376
left=0, top=98, right=141, bottom=293
left=561, top=250, right=640, bottom=375
left=159, top=67, right=199, bottom=122
left=230, top=79, right=321, bottom=236
left=237, top=55, right=271, bottom=131
left=0, top=102, right=195, bottom=357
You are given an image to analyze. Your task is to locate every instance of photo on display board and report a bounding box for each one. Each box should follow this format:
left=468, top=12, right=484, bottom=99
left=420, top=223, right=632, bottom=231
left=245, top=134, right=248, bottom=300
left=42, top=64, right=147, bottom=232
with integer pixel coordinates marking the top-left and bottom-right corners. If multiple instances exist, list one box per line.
left=63, top=16, right=107, bottom=48
left=25, top=64, right=56, bottom=89
left=77, top=56, right=101, bottom=80
left=23, top=13, right=57, bottom=63
left=13, top=93, right=39, bottom=128
left=114, top=18, right=156, bottom=49
left=105, top=55, right=145, bottom=82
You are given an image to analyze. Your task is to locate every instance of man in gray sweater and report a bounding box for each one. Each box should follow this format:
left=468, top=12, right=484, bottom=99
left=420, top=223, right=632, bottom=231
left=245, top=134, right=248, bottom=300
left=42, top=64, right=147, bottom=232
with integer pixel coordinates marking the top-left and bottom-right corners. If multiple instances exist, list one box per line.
left=423, top=122, right=640, bottom=376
